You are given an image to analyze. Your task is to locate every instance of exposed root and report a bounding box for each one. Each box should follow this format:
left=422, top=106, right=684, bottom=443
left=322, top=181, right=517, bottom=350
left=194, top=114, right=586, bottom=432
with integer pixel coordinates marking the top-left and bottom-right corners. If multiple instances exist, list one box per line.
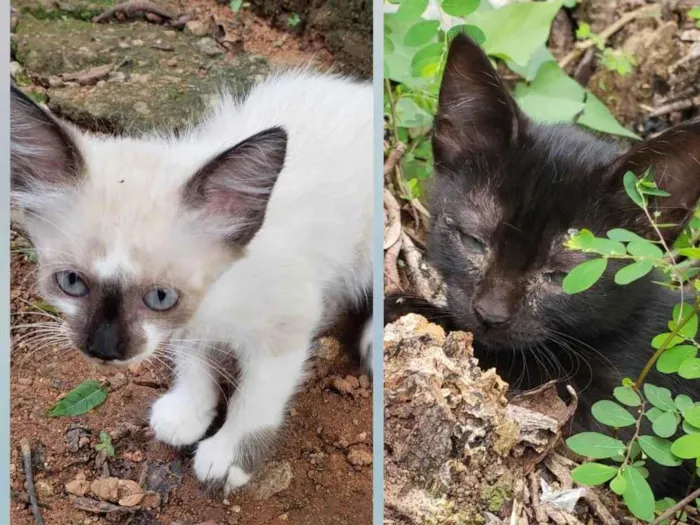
left=20, top=438, right=44, bottom=525
left=93, top=1, right=177, bottom=24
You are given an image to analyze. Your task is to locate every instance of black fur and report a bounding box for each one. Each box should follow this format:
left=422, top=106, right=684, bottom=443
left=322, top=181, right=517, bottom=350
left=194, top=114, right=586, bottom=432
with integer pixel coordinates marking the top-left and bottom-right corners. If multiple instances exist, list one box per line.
left=401, top=34, right=700, bottom=497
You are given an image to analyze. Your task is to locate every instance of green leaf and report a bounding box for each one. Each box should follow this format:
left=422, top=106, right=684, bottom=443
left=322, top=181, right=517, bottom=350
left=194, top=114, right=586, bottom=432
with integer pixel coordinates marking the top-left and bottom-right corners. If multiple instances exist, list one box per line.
left=396, top=0, right=429, bottom=22
left=671, top=434, right=700, bottom=459
left=638, top=436, right=682, bottom=467
left=644, top=384, right=676, bottom=411
left=591, top=400, right=636, bottom=428
left=623, top=171, right=646, bottom=208
left=610, top=472, right=627, bottom=495
left=229, top=0, right=242, bottom=11
left=404, top=20, right=440, bottom=47
left=440, top=0, right=479, bottom=17
left=395, top=96, right=433, bottom=128
left=679, top=358, right=700, bottom=379
left=468, top=0, right=563, bottom=67
left=506, top=45, right=554, bottom=82
left=615, top=260, right=654, bottom=285
left=684, top=406, right=700, bottom=428
left=590, top=238, right=626, bottom=256
left=679, top=248, right=700, bottom=258
left=651, top=332, right=684, bottom=350
left=578, top=93, right=640, bottom=139
left=621, top=466, right=656, bottom=522
left=571, top=462, right=619, bottom=485
left=627, top=240, right=664, bottom=259
left=567, top=432, right=626, bottom=459
left=676, top=394, right=694, bottom=414
left=646, top=407, right=664, bottom=423
left=683, top=421, right=700, bottom=435
left=33, top=300, right=58, bottom=316
left=96, top=431, right=115, bottom=457
left=657, top=346, right=697, bottom=374
left=410, top=42, right=445, bottom=78
left=614, top=386, right=642, bottom=407
left=514, top=61, right=585, bottom=123
left=607, top=228, right=645, bottom=243
left=670, top=303, right=698, bottom=340
left=563, top=258, right=607, bottom=294
left=49, top=380, right=108, bottom=417
left=652, top=410, right=678, bottom=438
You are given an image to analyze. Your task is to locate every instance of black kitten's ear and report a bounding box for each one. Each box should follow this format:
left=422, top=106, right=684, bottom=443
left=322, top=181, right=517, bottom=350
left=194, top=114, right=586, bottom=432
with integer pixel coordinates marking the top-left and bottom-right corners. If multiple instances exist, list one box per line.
left=433, top=34, right=524, bottom=168
left=183, top=126, right=287, bottom=246
left=604, top=119, right=700, bottom=242
left=11, top=85, right=83, bottom=206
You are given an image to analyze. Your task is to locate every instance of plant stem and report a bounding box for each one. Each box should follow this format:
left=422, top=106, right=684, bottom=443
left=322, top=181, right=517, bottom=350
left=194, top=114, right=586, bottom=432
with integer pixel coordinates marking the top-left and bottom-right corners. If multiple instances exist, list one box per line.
left=635, top=302, right=700, bottom=389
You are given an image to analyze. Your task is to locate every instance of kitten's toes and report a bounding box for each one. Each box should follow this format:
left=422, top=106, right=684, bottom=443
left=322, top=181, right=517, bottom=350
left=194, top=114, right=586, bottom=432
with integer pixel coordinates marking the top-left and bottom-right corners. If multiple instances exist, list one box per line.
left=193, top=435, right=252, bottom=493
left=149, top=392, right=215, bottom=447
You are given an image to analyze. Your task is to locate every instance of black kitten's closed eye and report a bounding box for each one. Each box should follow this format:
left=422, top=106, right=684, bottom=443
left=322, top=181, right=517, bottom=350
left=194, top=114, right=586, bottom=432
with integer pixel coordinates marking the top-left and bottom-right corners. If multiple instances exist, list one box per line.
left=55, top=271, right=89, bottom=297
left=444, top=216, right=486, bottom=253
left=143, top=288, right=179, bottom=312
left=543, top=271, right=567, bottom=286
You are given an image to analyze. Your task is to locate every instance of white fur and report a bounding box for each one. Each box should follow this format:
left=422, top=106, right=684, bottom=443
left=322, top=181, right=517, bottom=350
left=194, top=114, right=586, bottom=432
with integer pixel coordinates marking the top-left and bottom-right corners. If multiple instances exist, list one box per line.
left=16, top=70, right=373, bottom=491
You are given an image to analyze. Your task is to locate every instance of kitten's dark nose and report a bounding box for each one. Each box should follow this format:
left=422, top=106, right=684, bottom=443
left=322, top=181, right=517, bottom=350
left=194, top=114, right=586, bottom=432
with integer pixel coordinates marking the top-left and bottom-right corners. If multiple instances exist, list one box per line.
left=86, top=321, right=126, bottom=361
left=474, top=301, right=511, bottom=327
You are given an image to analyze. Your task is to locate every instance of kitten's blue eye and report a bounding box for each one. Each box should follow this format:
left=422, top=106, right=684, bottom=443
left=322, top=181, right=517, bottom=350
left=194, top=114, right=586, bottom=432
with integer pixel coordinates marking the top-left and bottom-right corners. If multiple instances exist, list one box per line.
left=143, top=288, right=179, bottom=312
left=55, top=271, right=89, bottom=297
left=543, top=271, right=567, bottom=286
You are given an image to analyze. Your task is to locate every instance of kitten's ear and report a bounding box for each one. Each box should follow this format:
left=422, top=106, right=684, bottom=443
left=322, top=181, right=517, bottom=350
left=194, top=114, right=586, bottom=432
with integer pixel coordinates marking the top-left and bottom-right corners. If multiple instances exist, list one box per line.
left=604, top=119, right=700, bottom=242
left=183, top=126, right=287, bottom=246
left=433, top=34, right=524, bottom=167
left=11, top=85, right=83, bottom=207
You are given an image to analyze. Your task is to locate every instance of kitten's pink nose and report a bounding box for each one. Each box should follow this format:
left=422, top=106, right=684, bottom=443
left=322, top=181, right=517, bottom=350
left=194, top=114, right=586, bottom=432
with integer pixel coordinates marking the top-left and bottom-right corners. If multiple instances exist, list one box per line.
left=474, top=300, right=511, bottom=327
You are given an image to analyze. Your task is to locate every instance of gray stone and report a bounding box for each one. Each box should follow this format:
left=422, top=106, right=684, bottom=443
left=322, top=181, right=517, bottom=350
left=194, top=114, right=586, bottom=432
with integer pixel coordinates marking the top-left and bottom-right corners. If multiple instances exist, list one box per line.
left=196, top=37, right=225, bottom=57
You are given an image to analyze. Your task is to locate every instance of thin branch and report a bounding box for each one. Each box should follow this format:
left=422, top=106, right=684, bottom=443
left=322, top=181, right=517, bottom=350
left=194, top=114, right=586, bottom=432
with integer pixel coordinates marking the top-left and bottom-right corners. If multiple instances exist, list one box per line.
left=384, top=143, right=406, bottom=178
left=651, top=486, right=700, bottom=525
left=20, top=438, right=44, bottom=525
left=559, top=5, right=660, bottom=70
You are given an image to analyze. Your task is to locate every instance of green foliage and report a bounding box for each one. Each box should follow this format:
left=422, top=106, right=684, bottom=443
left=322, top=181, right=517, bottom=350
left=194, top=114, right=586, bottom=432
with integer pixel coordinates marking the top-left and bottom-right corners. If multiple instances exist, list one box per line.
left=575, top=21, right=637, bottom=76
left=287, top=13, right=301, bottom=27
left=49, top=380, right=108, bottom=417
left=562, top=170, right=700, bottom=520
left=229, top=0, right=243, bottom=12
left=689, top=7, right=700, bottom=28
left=94, top=431, right=115, bottom=457
left=384, top=0, right=636, bottom=201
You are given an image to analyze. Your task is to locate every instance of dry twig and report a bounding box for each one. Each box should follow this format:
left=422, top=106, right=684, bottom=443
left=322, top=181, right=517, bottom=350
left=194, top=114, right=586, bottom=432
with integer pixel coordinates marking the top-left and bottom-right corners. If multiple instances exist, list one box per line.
left=559, top=5, right=660, bottom=70
left=530, top=471, right=549, bottom=524
left=20, top=438, right=44, bottom=525
left=400, top=231, right=433, bottom=301
left=384, top=144, right=406, bottom=178
left=651, top=486, right=700, bottom=525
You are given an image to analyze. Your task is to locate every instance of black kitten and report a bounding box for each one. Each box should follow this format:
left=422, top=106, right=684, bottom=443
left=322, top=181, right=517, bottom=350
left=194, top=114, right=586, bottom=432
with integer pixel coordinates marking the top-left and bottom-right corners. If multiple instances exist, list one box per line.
left=402, top=34, right=700, bottom=496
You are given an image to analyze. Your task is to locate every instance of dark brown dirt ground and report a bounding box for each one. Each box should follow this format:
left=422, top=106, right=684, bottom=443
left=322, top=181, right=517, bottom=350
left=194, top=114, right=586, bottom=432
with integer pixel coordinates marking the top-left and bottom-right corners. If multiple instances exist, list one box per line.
left=9, top=5, right=371, bottom=525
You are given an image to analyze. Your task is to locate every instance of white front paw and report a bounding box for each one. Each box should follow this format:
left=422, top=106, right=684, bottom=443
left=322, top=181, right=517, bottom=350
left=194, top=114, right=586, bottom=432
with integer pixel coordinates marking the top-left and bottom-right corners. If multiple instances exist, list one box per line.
left=194, top=434, right=251, bottom=493
left=149, top=391, right=216, bottom=447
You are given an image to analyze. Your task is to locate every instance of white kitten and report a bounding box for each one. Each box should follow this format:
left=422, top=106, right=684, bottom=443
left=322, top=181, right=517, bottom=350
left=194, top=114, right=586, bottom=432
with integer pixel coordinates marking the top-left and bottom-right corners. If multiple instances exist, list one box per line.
left=11, top=70, right=373, bottom=493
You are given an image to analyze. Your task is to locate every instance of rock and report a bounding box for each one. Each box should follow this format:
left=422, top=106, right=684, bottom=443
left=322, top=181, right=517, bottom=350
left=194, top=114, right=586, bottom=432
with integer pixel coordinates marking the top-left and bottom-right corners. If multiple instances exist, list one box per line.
left=10, top=61, right=24, bottom=80
left=315, top=337, right=341, bottom=361
left=331, top=376, right=356, bottom=396
left=65, top=479, right=91, bottom=497
left=35, top=480, right=54, bottom=498
left=90, top=477, right=119, bottom=502
left=14, top=17, right=268, bottom=133
left=118, top=493, right=144, bottom=507
left=141, top=491, right=161, bottom=509
left=117, top=479, right=142, bottom=499
left=196, top=37, right=225, bottom=57
left=185, top=20, right=209, bottom=37
left=253, top=461, right=293, bottom=500
left=65, top=427, right=90, bottom=453
left=347, top=445, right=372, bottom=467
left=109, top=373, right=127, bottom=391
left=358, top=375, right=370, bottom=389
left=123, top=450, right=144, bottom=462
